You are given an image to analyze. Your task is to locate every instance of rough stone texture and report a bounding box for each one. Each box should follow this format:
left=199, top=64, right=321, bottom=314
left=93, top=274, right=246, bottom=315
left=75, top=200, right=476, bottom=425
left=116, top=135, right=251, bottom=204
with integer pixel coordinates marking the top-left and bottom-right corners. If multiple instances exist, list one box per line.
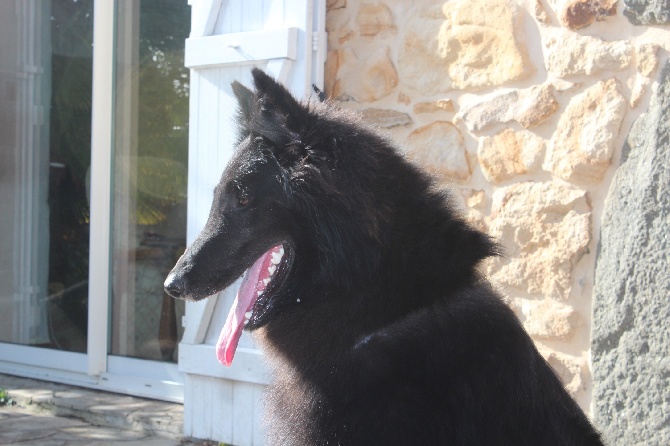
left=406, top=121, right=471, bottom=181
left=538, top=347, right=587, bottom=396
left=413, top=99, right=454, bottom=114
left=487, top=182, right=591, bottom=300
left=552, top=0, right=618, bottom=29
left=630, top=75, right=649, bottom=108
left=545, top=79, right=627, bottom=184
left=459, top=84, right=559, bottom=132
left=458, top=188, right=487, bottom=229
left=398, top=0, right=530, bottom=94
left=359, top=108, right=412, bottom=128
left=477, top=129, right=545, bottom=183
left=543, top=28, right=633, bottom=78
left=623, top=0, right=670, bottom=25
left=328, top=47, right=398, bottom=101
left=636, top=43, right=660, bottom=77
left=522, top=299, right=581, bottom=341
left=592, top=61, right=670, bottom=446
left=327, top=0, right=346, bottom=10
left=534, top=0, right=550, bottom=23
left=356, top=2, right=396, bottom=36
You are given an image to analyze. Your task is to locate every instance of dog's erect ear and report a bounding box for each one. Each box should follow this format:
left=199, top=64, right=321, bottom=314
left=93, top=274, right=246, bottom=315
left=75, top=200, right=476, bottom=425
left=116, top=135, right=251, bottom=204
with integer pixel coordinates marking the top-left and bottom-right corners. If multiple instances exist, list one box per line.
left=251, top=68, right=308, bottom=130
left=232, top=80, right=255, bottom=124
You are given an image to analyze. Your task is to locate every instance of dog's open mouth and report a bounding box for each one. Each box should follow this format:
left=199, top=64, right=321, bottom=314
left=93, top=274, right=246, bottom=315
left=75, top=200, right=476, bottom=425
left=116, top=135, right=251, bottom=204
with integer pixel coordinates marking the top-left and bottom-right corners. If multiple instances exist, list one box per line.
left=216, top=243, right=292, bottom=366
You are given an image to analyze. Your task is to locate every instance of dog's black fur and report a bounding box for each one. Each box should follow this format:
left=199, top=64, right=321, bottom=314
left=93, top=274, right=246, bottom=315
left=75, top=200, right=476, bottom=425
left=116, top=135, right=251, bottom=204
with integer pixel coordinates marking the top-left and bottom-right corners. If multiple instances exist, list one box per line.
left=165, top=68, right=603, bottom=445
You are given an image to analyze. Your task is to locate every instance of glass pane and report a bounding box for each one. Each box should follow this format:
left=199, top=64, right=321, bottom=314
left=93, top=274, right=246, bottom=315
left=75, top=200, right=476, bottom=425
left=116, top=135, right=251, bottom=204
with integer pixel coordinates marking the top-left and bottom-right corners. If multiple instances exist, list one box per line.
left=0, top=0, right=92, bottom=353
left=111, top=0, right=190, bottom=362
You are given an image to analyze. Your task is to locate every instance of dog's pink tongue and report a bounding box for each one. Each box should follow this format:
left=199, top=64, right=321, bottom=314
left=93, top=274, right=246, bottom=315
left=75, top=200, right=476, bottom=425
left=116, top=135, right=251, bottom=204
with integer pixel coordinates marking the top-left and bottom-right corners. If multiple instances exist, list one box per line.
left=216, top=252, right=269, bottom=366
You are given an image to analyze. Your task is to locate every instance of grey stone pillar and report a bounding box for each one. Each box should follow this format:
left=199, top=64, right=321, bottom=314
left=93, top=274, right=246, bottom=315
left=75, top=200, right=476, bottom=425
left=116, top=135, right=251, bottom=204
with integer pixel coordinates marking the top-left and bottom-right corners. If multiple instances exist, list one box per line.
left=592, top=61, right=670, bottom=445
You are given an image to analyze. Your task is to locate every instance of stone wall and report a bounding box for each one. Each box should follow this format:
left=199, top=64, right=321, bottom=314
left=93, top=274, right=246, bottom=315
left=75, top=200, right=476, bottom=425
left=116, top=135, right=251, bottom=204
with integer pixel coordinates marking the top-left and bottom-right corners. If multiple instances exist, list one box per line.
left=324, top=0, right=670, bottom=433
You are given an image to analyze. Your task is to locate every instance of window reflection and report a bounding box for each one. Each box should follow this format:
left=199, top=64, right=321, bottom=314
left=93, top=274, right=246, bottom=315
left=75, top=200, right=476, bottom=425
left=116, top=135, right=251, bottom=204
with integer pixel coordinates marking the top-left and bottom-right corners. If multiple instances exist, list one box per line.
left=111, top=0, right=190, bottom=362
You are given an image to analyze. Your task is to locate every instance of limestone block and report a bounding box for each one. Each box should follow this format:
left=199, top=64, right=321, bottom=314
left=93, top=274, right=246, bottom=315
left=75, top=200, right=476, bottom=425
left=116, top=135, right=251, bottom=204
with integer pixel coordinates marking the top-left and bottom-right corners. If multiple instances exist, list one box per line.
left=459, top=188, right=487, bottom=212
left=327, top=0, right=346, bottom=10
left=397, top=92, right=411, bottom=105
left=623, top=0, right=670, bottom=25
left=544, top=28, right=633, bottom=78
left=522, top=299, right=581, bottom=341
left=630, top=75, right=649, bottom=108
left=592, top=60, right=670, bottom=446
left=534, top=0, right=550, bottom=23
left=398, top=1, right=530, bottom=94
left=549, top=0, right=617, bottom=29
left=538, top=347, right=587, bottom=396
left=477, top=129, right=545, bottom=183
left=637, top=43, right=660, bottom=77
left=356, top=2, right=396, bottom=37
left=487, top=182, right=591, bottom=300
left=459, top=189, right=488, bottom=229
left=413, top=100, right=454, bottom=114
left=459, top=84, right=559, bottom=132
left=329, top=47, right=398, bottom=102
left=406, top=121, right=471, bottom=181
left=359, top=108, right=412, bottom=128
left=544, top=79, right=627, bottom=184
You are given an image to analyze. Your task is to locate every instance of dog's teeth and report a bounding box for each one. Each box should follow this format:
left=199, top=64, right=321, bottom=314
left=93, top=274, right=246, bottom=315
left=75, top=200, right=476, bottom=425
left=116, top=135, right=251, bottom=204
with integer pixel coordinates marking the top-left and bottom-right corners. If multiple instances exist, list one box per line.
left=243, top=319, right=249, bottom=326
left=296, top=298, right=301, bottom=303
left=271, top=252, right=282, bottom=264
left=257, top=290, right=263, bottom=296
left=268, top=265, right=276, bottom=275
left=245, top=311, right=252, bottom=319
left=279, top=246, right=285, bottom=256
left=263, top=278, right=270, bottom=286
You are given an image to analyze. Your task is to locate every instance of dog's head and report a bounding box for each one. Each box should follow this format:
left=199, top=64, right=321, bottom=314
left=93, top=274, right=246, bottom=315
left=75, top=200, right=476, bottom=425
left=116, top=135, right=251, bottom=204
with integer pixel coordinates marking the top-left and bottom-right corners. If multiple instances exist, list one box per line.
left=164, top=69, right=389, bottom=365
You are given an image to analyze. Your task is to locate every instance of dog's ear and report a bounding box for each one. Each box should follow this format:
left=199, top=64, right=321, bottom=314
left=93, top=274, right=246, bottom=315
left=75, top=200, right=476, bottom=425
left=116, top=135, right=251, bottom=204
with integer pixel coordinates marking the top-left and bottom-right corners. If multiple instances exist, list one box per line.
left=232, top=80, right=256, bottom=125
left=251, top=68, right=308, bottom=132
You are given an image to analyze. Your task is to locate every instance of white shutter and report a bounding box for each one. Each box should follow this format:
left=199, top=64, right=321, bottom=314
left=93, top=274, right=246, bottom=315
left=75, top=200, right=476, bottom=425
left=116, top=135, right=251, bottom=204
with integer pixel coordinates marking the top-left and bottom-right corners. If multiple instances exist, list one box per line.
left=179, top=1, right=326, bottom=444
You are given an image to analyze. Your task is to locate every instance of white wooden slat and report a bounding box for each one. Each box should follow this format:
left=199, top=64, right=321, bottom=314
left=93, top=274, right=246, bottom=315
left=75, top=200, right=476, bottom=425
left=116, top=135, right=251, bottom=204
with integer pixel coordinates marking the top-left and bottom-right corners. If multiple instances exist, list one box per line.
left=253, top=384, right=266, bottom=442
left=216, top=0, right=243, bottom=34
left=184, top=374, right=206, bottom=437
left=179, top=344, right=270, bottom=385
left=211, top=377, right=235, bottom=441
left=189, top=0, right=222, bottom=38
left=184, top=27, right=298, bottom=69
left=233, top=381, right=257, bottom=445
left=266, top=58, right=293, bottom=85
left=242, top=0, right=265, bottom=32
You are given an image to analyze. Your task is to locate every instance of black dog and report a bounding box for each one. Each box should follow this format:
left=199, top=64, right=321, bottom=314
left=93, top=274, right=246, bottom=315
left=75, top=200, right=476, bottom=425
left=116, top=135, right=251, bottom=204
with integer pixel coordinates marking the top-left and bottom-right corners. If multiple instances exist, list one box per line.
left=165, top=68, right=603, bottom=445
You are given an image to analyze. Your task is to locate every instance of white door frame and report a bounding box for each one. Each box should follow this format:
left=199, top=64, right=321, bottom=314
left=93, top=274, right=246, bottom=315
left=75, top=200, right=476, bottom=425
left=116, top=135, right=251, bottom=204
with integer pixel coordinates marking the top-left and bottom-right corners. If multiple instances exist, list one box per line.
left=0, top=0, right=184, bottom=403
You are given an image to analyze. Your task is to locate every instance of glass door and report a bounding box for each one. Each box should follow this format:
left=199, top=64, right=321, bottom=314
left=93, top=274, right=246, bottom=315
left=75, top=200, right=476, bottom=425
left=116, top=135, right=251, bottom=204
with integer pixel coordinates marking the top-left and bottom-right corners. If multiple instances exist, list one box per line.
left=108, top=0, right=190, bottom=373
left=0, top=0, right=92, bottom=356
left=0, top=0, right=191, bottom=401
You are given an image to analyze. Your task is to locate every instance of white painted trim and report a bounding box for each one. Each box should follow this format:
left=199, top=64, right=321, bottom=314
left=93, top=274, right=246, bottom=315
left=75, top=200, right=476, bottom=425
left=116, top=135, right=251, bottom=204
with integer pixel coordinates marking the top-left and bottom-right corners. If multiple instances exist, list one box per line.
left=87, top=0, right=116, bottom=377
left=107, top=355, right=184, bottom=384
left=0, top=346, right=184, bottom=403
left=312, top=0, right=327, bottom=92
left=0, top=359, right=98, bottom=389
left=0, top=343, right=87, bottom=373
left=184, top=27, right=298, bottom=68
left=99, top=372, right=184, bottom=403
left=179, top=344, right=269, bottom=385
left=266, top=59, right=293, bottom=85
left=181, top=295, right=219, bottom=345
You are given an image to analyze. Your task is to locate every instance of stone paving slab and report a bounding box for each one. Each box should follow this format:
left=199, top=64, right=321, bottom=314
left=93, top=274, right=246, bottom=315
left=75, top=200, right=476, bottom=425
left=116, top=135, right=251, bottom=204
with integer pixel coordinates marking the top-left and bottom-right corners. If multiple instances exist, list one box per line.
left=0, top=374, right=217, bottom=446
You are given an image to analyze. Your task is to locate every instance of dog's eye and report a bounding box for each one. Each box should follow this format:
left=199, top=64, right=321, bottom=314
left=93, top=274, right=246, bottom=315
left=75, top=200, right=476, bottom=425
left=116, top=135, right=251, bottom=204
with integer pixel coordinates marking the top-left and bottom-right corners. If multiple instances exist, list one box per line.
left=236, top=190, right=251, bottom=207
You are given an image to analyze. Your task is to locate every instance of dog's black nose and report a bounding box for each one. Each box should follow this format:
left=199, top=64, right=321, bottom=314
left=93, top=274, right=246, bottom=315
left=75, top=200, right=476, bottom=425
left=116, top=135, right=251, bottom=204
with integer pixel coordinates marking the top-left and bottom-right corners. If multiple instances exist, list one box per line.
left=164, top=273, right=185, bottom=298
